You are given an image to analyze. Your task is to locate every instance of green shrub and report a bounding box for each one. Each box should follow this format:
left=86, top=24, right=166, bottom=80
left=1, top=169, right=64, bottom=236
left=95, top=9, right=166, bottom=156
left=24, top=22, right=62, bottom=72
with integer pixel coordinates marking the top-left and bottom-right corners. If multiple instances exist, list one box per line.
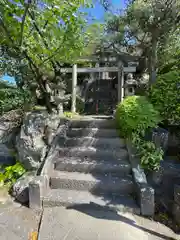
left=0, top=88, right=35, bottom=114
left=115, top=96, right=161, bottom=137
left=149, top=70, right=180, bottom=125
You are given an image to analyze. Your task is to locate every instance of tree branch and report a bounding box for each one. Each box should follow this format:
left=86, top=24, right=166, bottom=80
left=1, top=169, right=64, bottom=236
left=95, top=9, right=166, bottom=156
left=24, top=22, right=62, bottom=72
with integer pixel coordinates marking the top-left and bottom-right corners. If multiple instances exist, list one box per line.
left=27, top=9, right=58, bottom=70
left=20, top=0, right=32, bottom=46
left=40, top=45, right=62, bottom=65
left=0, top=19, right=14, bottom=45
left=27, top=10, right=49, bottom=48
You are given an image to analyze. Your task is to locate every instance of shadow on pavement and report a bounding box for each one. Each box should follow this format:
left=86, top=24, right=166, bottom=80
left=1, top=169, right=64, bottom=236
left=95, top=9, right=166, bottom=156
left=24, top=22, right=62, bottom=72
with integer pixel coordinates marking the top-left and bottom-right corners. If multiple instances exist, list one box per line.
left=67, top=202, right=135, bottom=223
left=67, top=203, right=177, bottom=240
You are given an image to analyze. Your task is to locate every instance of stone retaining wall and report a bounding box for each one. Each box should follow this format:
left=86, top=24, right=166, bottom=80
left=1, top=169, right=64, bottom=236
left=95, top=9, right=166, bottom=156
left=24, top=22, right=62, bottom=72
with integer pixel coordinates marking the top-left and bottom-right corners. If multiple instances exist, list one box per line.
left=147, top=160, right=180, bottom=224
left=173, top=184, right=180, bottom=225
left=29, top=117, right=70, bottom=210
left=12, top=112, right=67, bottom=204
left=126, top=140, right=155, bottom=216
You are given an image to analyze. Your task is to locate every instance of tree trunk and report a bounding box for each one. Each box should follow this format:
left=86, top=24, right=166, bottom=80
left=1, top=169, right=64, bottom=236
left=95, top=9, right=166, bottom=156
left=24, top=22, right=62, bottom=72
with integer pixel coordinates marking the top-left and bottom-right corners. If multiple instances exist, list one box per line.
left=149, top=37, right=158, bottom=85
left=36, top=75, right=53, bottom=114
left=43, top=92, right=53, bottom=114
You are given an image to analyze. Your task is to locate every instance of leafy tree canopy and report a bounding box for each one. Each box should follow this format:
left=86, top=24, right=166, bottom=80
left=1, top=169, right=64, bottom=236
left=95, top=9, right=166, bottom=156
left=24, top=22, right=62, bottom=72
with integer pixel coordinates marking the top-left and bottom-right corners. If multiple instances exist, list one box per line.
left=0, top=0, right=104, bottom=112
left=105, top=0, right=180, bottom=84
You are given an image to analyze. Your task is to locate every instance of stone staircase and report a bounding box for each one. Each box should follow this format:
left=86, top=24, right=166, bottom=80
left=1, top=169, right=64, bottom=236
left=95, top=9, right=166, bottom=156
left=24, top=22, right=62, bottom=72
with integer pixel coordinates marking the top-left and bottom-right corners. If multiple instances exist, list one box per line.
left=42, top=116, right=140, bottom=214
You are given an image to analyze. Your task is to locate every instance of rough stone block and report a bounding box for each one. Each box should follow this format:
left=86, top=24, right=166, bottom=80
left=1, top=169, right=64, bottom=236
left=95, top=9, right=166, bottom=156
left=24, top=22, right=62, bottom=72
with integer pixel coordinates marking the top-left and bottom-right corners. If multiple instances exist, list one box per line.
left=174, top=184, right=180, bottom=205
left=139, top=183, right=155, bottom=216
left=12, top=172, right=35, bottom=203
left=29, top=176, right=48, bottom=210
left=16, top=111, right=61, bottom=170
left=0, top=144, right=15, bottom=166
left=173, top=203, right=180, bottom=224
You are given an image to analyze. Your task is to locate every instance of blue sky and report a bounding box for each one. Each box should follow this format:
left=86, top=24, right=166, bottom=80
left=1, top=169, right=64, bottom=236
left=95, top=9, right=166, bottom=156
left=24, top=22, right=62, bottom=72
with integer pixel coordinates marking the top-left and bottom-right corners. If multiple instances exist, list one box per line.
left=86, top=0, right=125, bottom=22
left=2, top=74, right=15, bottom=83
left=2, top=0, right=125, bottom=82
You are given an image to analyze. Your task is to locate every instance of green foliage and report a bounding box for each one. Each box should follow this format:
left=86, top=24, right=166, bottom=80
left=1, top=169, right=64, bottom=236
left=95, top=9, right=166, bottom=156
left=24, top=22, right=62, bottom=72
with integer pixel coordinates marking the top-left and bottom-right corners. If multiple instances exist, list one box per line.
left=132, top=132, right=163, bottom=171
left=149, top=70, right=180, bottom=125
left=115, top=95, right=162, bottom=171
left=0, top=0, right=94, bottom=68
left=0, top=86, right=34, bottom=114
left=0, top=162, right=26, bottom=187
left=159, top=28, right=180, bottom=73
left=105, top=0, right=180, bottom=83
left=115, top=96, right=160, bottom=137
left=0, top=0, right=100, bottom=112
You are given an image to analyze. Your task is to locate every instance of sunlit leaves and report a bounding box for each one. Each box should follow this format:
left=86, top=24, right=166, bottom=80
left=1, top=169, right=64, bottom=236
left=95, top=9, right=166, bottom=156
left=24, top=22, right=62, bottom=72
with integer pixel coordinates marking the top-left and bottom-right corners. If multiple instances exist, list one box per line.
left=0, top=0, right=94, bottom=69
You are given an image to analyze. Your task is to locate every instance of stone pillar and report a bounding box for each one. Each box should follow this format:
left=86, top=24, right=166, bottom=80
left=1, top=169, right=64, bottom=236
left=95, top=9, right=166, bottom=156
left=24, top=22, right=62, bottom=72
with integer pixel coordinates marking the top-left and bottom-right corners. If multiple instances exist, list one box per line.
left=118, top=61, right=124, bottom=102
left=29, top=176, right=48, bottom=210
left=71, top=64, right=77, bottom=113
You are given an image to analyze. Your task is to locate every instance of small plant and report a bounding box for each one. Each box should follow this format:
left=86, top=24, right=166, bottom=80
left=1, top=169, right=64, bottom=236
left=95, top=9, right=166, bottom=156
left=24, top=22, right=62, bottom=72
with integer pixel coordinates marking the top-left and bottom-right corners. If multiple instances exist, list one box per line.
left=0, top=161, right=26, bottom=188
left=115, top=95, right=161, bottom=137
left=32, top=105, right=46, bottom=111
left=63, top=111, right=80, bottom=119
left=132, top=132, right=163, bottom=171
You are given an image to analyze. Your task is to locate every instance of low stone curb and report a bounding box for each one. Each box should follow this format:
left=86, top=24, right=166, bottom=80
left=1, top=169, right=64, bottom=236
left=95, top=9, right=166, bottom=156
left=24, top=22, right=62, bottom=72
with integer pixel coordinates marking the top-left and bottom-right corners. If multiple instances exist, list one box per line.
left=126, top=139, right=155, bottom=216
left=29, top=117, right=70, bottom=210
left=173, top=184, right=180, bottom=224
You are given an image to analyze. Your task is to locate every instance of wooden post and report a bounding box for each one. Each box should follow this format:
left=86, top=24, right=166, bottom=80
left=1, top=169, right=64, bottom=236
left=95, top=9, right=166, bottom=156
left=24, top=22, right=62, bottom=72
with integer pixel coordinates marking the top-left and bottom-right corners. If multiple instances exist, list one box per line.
left=71, top=64, right=77, bottom=113
left=121, top=67, right=124, bottom=101
left=118, top=61, right=124, bottom=102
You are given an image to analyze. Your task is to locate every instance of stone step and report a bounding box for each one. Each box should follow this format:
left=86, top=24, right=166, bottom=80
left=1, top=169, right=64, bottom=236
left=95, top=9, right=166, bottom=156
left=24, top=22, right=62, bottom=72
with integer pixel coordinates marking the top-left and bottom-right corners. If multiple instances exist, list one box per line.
left=54, top=157, right=131, bottom=175
left=64, top=137, right=125, bottom=149
left=69, top=119, right=115, bottom=129
left=57, top=147, right=128, bottom=161
left=43, top=189, right=140, bottom=214
left=67, top=128, right=119, bottom=138
left=50, top=171, right=134, bottom=195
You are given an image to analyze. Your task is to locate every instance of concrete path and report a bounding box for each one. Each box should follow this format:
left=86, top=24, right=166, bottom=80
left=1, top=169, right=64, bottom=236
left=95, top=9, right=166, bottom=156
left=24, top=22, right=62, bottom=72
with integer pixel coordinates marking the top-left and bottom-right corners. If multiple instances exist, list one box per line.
left=0, top=202, right=178, bottom=240
left=0, top=203, right=41, bottom=240
left=39, top=206, right=179, bottom=240
left=0, top=186, right=179, bottom=240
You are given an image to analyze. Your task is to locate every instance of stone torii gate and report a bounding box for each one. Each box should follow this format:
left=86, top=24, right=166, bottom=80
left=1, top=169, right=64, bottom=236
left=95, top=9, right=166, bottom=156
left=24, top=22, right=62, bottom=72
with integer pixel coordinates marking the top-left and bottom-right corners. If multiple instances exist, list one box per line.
left=60, top=57, right=138, bottom=113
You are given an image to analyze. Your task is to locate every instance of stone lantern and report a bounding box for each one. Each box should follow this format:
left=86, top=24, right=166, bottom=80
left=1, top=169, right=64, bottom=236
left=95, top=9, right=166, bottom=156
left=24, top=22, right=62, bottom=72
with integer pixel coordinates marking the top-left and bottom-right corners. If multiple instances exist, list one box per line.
left=124, top=73, right=137, bottom=97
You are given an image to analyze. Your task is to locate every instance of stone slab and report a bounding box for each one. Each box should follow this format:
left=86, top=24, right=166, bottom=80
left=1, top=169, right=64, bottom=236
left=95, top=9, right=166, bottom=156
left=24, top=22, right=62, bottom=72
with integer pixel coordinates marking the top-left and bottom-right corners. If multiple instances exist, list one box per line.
left=54, top=157, right=131, bottom=175
left=43, top=189, right=140, bottom=214
left=69, top=118, right=116, bottom=129
left=50, top=171, right=134, bottom=195
left=65, top=136, right=126, bottom=149
left=67, top=128, right=119, bottom=138
left=58, top=146, right=128, bottom=161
